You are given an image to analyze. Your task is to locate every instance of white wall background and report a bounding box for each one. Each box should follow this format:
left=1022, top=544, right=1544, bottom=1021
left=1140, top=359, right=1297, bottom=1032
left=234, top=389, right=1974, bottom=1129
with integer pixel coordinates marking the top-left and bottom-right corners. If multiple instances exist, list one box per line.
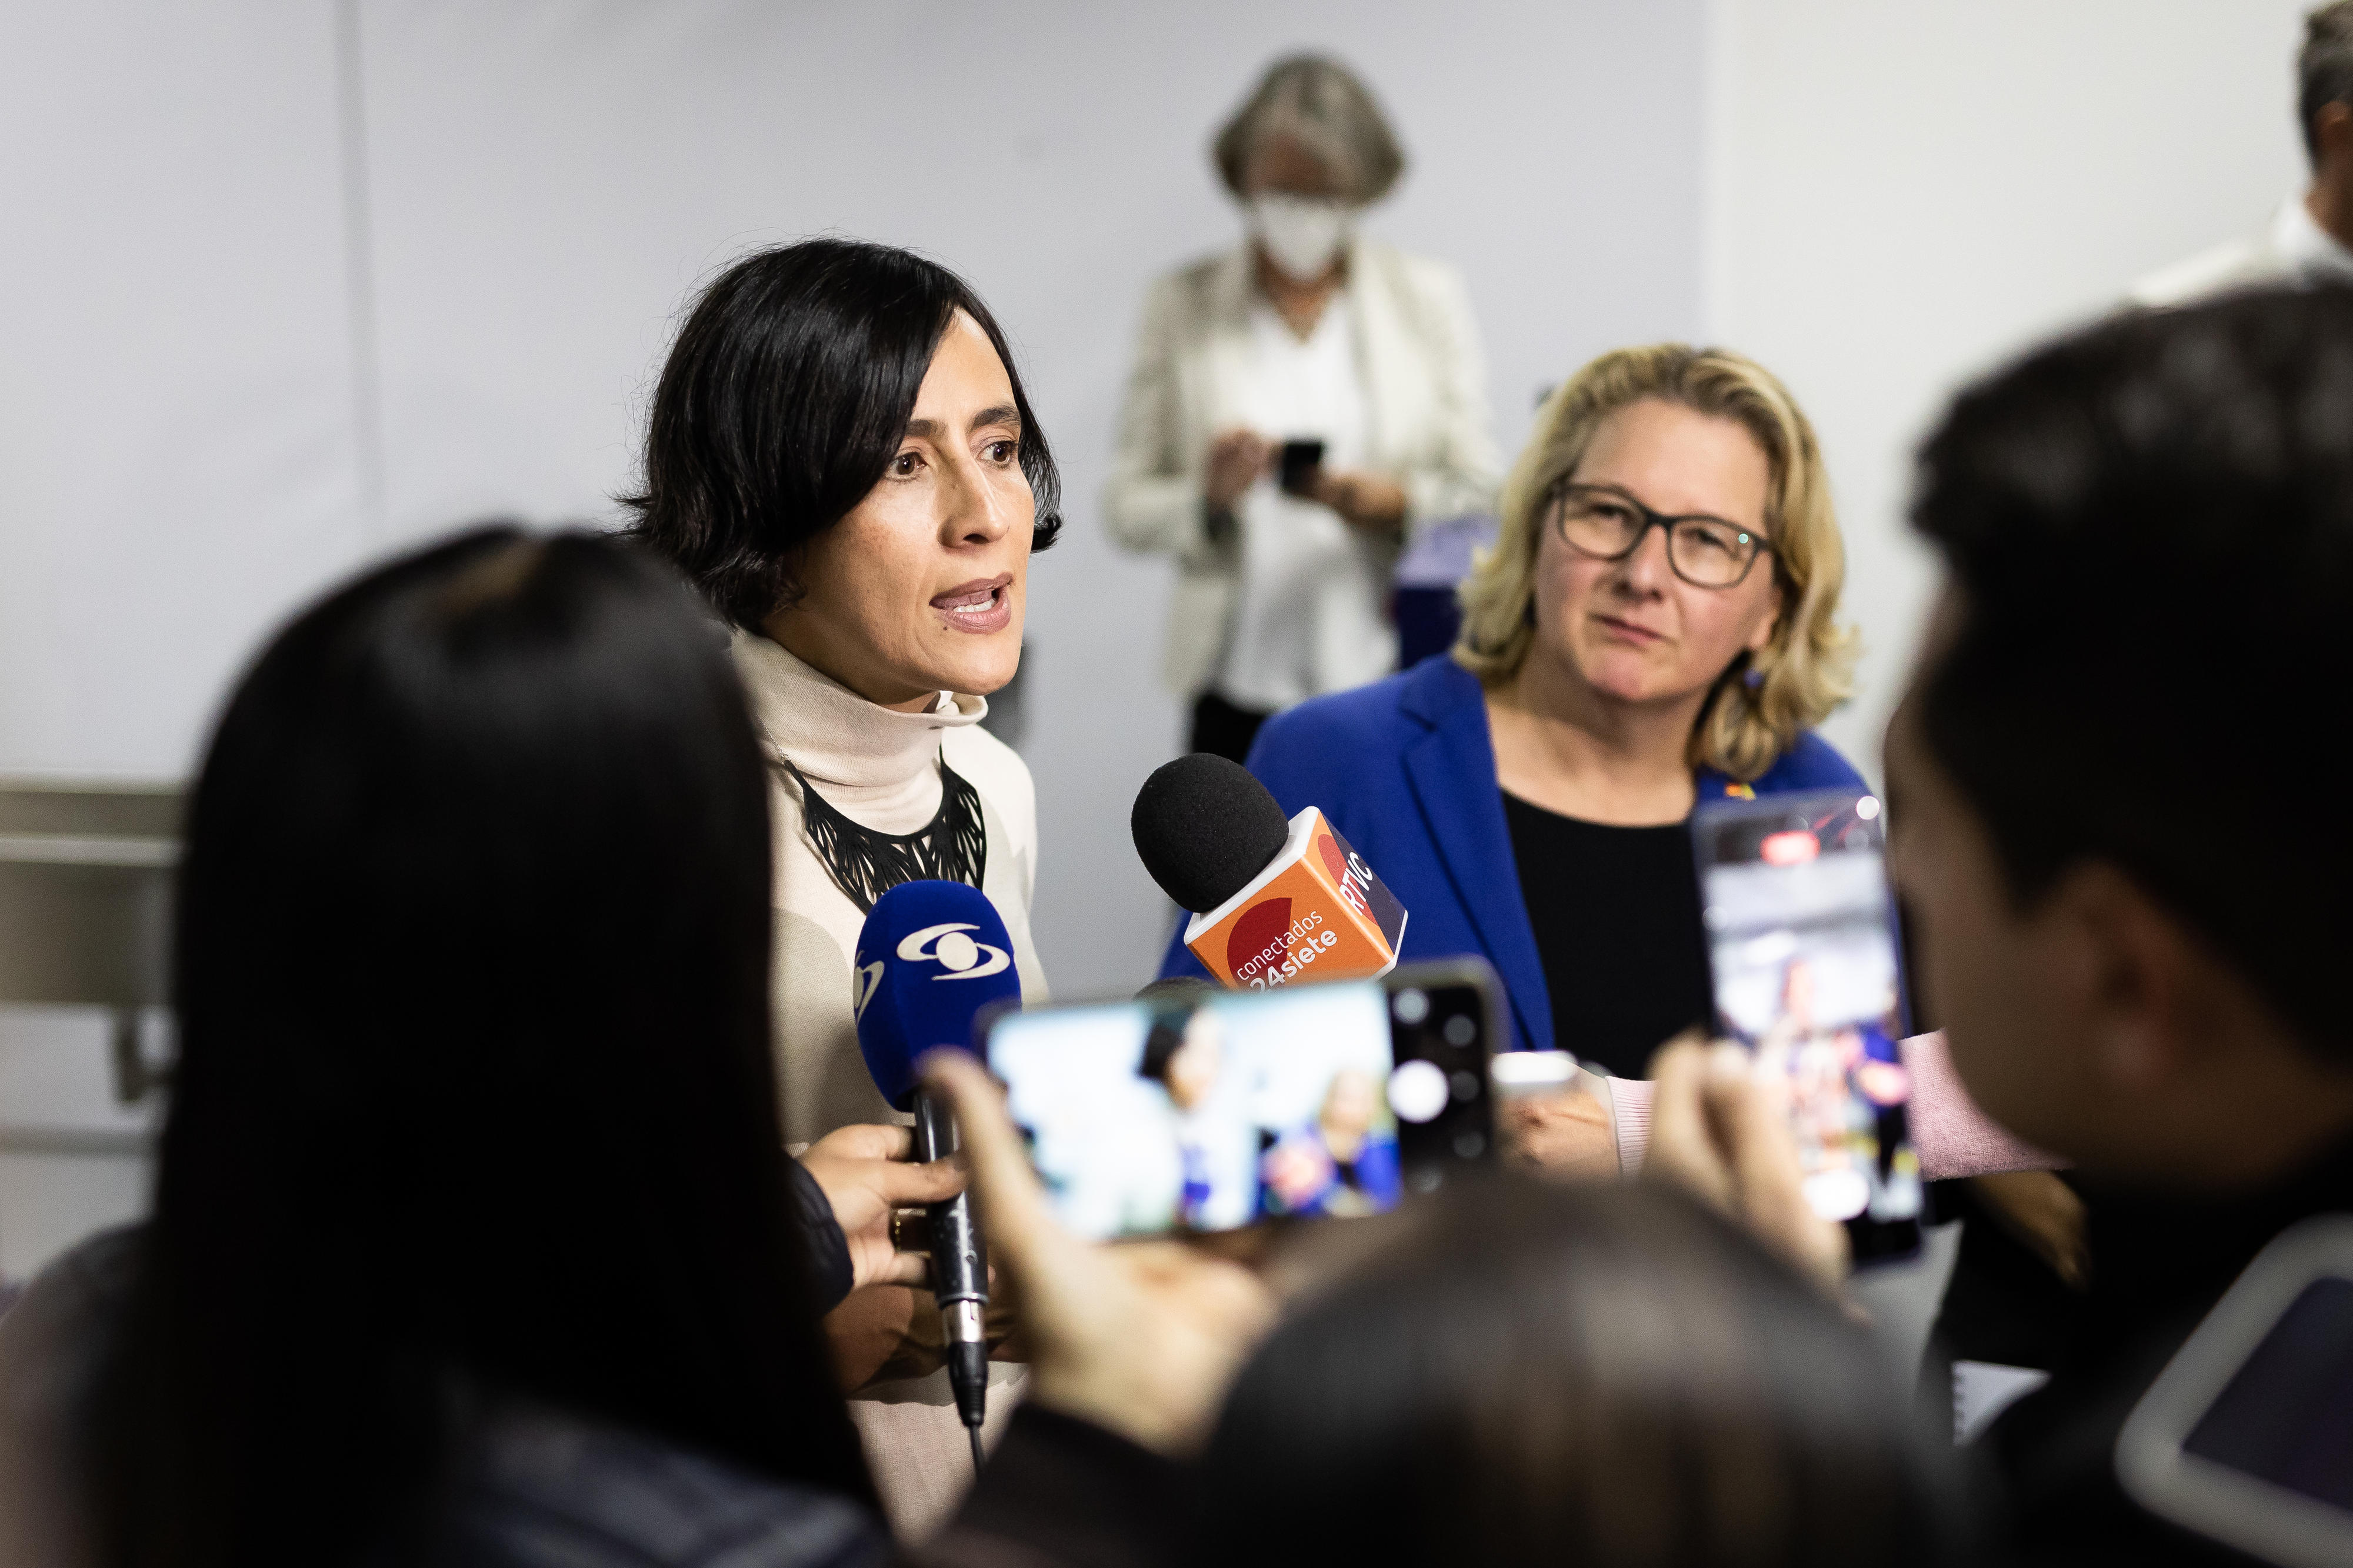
left=1705, top=0, right=2317, bottom=781
left=0, top=0, right=2327, bottom=1287
left=0, top=0, right=2324, bottom=1006
left=0, top=0, right=1707, bottom=1000
left=0, top=5, right=366, bottom=779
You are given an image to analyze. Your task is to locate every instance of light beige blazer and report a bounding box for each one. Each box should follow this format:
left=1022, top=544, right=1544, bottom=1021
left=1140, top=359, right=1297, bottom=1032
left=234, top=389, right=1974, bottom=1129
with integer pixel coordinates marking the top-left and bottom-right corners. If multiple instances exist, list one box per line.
left=1103, top=238, right=1501, bottom=698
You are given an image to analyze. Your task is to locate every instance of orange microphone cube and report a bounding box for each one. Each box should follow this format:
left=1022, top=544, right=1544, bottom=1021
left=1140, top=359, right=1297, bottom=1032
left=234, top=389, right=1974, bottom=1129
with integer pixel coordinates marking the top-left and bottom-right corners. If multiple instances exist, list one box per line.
left=1181, top=808, right=1408, bottom=989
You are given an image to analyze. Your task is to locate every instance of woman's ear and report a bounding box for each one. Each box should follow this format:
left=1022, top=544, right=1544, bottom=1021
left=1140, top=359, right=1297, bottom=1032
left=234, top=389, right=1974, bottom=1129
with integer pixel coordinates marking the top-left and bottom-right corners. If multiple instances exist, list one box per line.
left=1748, top=563, right=1789, bottom=653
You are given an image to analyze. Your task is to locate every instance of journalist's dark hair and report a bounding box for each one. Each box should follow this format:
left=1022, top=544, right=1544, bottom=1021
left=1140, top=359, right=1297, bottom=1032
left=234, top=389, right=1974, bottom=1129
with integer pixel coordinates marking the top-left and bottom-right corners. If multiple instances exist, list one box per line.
left=1195, top=1180, right=1963, bottom=1568
left=87, top=526, right=872, bottom=1568
left=1911, top=286, right=2353, bottom=1066
left=622, top=237, right=1063, bottom=629
left=1138, top=1013, right=1189, bottom=1085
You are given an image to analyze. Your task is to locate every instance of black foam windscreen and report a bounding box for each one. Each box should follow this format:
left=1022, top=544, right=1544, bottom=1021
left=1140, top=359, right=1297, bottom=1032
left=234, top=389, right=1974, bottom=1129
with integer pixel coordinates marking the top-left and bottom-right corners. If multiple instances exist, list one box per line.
left=1130, top=753, right=1292, bottom=915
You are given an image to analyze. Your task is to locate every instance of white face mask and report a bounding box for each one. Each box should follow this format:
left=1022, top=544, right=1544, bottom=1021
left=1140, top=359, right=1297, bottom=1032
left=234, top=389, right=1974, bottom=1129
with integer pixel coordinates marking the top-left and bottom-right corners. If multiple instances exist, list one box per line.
left=1249, top=195, right=1352, bottom=283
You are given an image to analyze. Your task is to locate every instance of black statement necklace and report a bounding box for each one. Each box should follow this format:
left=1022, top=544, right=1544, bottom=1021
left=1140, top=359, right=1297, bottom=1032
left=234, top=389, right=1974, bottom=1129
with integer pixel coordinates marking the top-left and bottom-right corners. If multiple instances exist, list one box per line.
left=779, top=752, right=988, bottom=913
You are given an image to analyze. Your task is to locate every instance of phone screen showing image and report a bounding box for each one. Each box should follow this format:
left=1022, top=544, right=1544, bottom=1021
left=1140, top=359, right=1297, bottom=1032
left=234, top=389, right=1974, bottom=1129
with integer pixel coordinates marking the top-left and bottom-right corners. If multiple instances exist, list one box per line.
left=1692, top=790, right=1924, bottom=1262
left=982, top=972, right=1492, bottom=1241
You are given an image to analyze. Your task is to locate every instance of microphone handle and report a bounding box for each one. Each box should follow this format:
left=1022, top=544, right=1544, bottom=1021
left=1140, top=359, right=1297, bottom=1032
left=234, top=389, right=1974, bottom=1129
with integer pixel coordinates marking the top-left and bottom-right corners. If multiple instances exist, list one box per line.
left=914, top=1089, right=990, bottom=1444
left=913, top=1091, right=988, bottom=1310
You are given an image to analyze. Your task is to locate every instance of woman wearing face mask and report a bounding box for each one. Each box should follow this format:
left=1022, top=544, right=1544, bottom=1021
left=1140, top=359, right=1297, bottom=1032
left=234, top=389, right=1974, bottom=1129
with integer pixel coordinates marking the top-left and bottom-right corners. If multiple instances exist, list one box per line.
left=1105, top=54, right=1501, bottom=763
left=1158, top=345, right=1865, bottom=1088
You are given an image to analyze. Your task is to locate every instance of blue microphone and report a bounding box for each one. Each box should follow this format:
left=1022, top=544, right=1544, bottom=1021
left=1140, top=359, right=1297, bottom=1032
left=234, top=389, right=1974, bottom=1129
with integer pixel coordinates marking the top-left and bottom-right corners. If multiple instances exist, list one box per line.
left=853, top=880, right=1021, bottom=1464
left=854, top=879, right=1021, bottom=1110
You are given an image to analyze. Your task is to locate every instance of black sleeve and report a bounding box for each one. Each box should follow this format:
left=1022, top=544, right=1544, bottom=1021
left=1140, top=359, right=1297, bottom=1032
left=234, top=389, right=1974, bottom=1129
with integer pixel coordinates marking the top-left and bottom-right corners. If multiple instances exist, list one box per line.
left=785, top=1156, right=855, bottom=1313
left=916, top=1405, right=1187, bottom=1568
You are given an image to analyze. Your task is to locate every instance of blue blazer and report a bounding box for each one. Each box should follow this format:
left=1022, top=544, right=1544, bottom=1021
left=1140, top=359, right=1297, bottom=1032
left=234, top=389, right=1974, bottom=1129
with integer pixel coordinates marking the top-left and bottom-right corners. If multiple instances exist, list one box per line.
left=1155, top=656, right=1867, bottom=1053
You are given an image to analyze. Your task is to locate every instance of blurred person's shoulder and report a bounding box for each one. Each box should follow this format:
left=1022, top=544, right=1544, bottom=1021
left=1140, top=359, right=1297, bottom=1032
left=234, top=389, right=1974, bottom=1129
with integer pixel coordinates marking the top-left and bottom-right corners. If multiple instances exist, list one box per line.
left=1359, top=239, right=1467, bottom=292
left=1143, top=248, right=1250, bottom=319
left=1, top=1222, right=140, bottom=1399
left=1350, top=240, right=1474, bottom=316
left=436, top=1398, right=888, bottom=1568
left=2124, top=203, right=2309, bottom=309
left=0, top=1224, right=143, bottom=1568
left=2127, top=233, right=2285, bottom=309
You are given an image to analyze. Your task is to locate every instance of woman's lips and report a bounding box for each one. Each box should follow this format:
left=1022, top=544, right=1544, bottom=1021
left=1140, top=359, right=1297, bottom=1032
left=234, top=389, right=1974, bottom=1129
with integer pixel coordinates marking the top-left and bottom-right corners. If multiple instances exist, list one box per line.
left=1594, top=613, right=1664, bottom=646
left=931, top=574, right=1015, bottom=636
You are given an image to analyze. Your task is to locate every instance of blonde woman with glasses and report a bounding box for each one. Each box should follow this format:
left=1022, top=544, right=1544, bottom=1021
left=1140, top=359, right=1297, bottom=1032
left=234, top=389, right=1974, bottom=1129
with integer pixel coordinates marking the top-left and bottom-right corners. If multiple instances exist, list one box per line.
left=1155, top=345, right=1862, bottom=1077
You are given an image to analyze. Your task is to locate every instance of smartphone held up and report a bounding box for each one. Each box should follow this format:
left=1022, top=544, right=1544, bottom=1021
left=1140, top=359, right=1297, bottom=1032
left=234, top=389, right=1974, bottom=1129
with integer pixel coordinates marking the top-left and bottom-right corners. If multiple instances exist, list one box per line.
left=1692, top=789, right=1925, bottom=1263
left=981, top=962, right=1500, bottom=1242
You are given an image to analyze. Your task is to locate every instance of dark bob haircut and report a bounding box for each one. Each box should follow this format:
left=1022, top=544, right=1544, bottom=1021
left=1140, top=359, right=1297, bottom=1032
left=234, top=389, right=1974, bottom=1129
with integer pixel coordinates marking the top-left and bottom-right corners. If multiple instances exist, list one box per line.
left=1197, top=1179, right=1962, bottom=1567
left=622, top=237, right=1062, bottom=629
left=89, top=527, right=871, bottom=1567
left=1912, top=285, right=2353, bottom=1065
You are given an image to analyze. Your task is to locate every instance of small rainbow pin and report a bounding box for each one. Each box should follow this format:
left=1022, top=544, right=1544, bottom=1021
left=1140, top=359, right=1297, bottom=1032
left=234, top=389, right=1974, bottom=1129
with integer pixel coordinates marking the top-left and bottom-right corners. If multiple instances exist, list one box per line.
left=1725, top=782, right=1757, bottom=800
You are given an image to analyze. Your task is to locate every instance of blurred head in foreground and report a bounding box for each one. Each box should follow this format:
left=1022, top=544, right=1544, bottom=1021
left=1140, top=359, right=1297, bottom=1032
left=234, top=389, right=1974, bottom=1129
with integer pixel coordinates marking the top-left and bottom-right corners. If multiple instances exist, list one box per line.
left=1197, top=1179, right=1958, bottom=1568
left=89, top=528, right=868, bottom=1567
left=1893, top=286, right=2353, bottom=1178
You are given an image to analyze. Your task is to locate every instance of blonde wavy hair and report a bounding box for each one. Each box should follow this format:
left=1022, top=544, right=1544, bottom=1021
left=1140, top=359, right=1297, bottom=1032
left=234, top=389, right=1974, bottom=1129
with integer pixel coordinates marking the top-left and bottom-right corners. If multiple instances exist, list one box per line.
left=1454, top=345, right=1857, bottom=781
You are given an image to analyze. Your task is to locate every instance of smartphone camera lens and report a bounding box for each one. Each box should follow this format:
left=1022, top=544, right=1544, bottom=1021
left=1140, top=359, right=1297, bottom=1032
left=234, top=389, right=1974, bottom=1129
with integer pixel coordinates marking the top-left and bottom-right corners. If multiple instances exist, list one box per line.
left=1387, top=1059, right=1449, bottom=1123
left=1453, top=1132, right=1486, bottom=1158
left=1449, top=1069, right=1481, bottom=1102
left=1392, top=988, right=1429, bottom=1025
left=1442, top=1014, right=1475, bottom=1047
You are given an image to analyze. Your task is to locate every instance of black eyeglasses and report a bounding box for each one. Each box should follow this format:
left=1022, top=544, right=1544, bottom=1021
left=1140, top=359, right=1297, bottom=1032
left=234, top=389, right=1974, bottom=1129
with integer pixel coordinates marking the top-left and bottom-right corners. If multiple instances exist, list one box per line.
left=1550, top=482, right=1775, bottom=589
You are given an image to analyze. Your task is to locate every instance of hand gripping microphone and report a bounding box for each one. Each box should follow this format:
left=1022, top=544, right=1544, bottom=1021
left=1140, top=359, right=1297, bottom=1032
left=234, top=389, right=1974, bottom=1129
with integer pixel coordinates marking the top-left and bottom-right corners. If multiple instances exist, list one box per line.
left=1132, top=753, right=1408, bottom=990
left=853, top=879, right=1022, bottom=1466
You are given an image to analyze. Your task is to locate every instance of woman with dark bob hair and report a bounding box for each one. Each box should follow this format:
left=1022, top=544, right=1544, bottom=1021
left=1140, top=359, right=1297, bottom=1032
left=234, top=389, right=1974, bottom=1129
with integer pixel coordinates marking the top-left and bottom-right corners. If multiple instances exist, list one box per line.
left=624, top=238, right=1059, bottom=1534
left=625, top=237, right=1056, bottom=1147
left=0, top=529, right=1011, bottom=1566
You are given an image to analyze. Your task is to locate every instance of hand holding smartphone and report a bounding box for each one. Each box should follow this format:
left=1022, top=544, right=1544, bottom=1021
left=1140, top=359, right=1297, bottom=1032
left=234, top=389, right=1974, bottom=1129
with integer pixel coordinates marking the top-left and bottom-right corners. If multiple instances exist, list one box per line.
left=981, top=962, right=1499, bottom=1242
left=1691, top=790, right=1924, bottom=1263
left=1278, top=437, right=1326, bottom=498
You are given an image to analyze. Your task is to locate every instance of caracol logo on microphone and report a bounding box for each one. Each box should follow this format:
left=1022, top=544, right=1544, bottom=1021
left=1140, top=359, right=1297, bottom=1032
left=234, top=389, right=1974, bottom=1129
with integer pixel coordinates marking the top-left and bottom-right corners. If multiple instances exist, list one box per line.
left=897, top=922, right=1013, bottom=981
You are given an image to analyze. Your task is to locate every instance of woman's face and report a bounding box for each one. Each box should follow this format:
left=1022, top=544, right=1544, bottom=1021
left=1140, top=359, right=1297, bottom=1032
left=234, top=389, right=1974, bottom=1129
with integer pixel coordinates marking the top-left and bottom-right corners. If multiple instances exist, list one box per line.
left=764, top=311, right=1032, bottom=709
left=1320, top=1069, right=1377, bottom=1137
left=1528, top=398, right=1782, bottom=711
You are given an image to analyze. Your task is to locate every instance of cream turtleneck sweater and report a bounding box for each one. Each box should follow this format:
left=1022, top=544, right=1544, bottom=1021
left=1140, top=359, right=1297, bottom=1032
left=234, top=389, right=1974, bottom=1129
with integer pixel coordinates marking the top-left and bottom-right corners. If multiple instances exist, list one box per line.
left=731, top=630, right=1048, bottom=1149
left=731, top=631, right=1041, bottom=1542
